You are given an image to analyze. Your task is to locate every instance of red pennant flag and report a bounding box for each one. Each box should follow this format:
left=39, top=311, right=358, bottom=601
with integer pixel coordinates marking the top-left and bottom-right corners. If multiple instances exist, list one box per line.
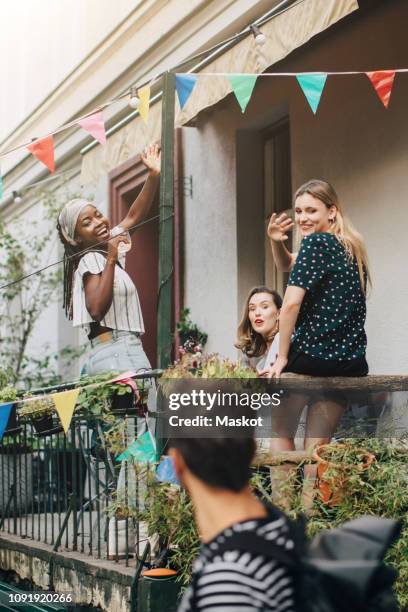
left=27, top=135, right=55, bottom=173
left=78, top=111, right=106, bottom=145
left=366, top=70, right=396, bottom=108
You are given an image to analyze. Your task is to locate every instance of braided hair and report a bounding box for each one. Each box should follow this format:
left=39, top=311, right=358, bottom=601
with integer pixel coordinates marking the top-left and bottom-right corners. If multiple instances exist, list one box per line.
left=56, top=220, right=82, bottom=320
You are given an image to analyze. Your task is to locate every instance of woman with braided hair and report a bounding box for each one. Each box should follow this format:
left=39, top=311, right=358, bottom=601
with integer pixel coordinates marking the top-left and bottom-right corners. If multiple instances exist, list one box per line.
left=57, top=144, right=160, bottom=378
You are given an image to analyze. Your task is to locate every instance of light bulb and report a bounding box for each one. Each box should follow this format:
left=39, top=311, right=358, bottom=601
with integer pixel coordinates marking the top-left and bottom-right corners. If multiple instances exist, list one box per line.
left=255, top=32, right=266, bottom=45
left=250, top=24, right=266, bottom=46
left=129, top=86, right=140, bottom=109
left=13, top=191, right=22, bottom=204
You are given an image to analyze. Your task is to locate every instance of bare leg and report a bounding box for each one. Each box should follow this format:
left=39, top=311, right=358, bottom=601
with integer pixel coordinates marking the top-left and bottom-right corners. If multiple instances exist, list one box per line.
left=270, top=393, right=306, bottom=509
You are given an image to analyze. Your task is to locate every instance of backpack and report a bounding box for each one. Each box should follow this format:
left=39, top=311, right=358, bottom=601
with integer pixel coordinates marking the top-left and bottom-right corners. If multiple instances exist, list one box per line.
left=207, top=505, right=402, bottom=612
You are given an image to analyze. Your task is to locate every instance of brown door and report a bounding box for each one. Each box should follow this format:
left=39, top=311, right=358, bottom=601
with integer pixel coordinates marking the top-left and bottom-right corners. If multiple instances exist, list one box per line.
left=109, top=157, right=159, bottom=367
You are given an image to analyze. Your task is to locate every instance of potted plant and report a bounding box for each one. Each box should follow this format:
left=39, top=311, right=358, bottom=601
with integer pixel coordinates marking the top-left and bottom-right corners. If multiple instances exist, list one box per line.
left=313, top=440, right=375, bottom=506
left=19, top=395, right=62, bottom=436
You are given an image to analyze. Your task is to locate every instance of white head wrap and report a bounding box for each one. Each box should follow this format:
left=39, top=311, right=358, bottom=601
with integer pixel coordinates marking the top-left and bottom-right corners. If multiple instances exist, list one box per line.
left=58, top=198, right=92, bottom=246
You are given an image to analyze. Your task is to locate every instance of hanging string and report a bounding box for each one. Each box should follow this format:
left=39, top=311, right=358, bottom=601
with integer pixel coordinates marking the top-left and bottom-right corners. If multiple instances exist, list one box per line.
left=0, top=211, right=174, bottom=292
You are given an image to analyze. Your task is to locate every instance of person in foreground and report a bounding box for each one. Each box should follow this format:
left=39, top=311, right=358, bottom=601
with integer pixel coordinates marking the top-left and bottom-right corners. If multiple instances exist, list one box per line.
left=169, top=431, right=296, bottom=612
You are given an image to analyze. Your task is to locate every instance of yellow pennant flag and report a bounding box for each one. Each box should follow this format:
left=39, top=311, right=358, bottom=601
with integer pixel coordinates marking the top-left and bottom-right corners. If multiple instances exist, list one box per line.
left=138, top=85, right=151, bottom=124
left=51, top=388, right=80, bottom=434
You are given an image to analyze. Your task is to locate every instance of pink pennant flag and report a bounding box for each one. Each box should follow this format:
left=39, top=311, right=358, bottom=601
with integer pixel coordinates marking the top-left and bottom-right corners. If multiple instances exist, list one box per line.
left=366, top=70, right=396, bottom=108
left=78, top=111, right=106, bottom=145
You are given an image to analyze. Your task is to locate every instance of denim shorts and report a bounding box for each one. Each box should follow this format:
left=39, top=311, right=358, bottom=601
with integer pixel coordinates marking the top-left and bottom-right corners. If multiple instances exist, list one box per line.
left=81, top=330, right=151, bottom=377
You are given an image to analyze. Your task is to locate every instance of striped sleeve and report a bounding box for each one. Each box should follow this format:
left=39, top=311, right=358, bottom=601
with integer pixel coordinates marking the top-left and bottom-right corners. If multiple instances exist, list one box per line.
left=77, top=252, right=106, bottom=276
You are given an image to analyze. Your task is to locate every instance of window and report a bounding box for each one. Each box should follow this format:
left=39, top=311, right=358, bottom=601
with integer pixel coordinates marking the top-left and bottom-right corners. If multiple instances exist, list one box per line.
left=263, top=119, right=292, bottom=296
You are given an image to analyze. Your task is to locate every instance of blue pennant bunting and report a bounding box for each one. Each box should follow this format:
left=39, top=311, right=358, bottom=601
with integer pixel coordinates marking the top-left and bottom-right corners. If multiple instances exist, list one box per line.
left=296, top=73, right=328, bottom=114
left=0, top=403, right=14, bottom=441
left=175, top=74, right=198, bottom=110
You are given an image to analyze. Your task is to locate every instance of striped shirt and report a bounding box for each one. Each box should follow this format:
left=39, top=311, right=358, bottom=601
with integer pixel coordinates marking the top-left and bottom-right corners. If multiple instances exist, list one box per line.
left=72, top=249, right=144, bottom=335
left=178, top=513, right=296, bottom=612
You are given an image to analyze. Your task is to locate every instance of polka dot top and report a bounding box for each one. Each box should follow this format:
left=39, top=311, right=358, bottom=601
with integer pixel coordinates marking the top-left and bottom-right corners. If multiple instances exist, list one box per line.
left=287, top=232, right=367, bottom=361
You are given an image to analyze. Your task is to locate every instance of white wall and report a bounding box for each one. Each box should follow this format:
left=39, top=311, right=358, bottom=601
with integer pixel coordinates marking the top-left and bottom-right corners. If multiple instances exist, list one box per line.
left=182, top=0, right=408, bottom=373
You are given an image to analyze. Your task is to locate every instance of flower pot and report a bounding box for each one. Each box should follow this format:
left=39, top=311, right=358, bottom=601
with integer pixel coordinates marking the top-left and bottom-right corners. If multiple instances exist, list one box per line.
left=313, top=444, right=375, bottom=506
left=107, top=517, right=136, bottom=559
left=31, top=414, right=63, bottom=436
left=137, top=568, right=180, bottom=612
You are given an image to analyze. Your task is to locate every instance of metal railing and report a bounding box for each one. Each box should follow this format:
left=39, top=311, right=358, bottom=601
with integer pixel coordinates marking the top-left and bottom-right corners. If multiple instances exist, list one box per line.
left=0, top=370, right=161, bottom=568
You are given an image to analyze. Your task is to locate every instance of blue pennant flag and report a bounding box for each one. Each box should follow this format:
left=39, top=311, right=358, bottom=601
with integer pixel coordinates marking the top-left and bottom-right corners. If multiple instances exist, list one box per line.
left=156, top=456, right=179, bottom=485
left=175, top=74, right=198, bottom=110
left=296, top=73, right=328, bottom=114
left=0, top=403, right=13, bottom=441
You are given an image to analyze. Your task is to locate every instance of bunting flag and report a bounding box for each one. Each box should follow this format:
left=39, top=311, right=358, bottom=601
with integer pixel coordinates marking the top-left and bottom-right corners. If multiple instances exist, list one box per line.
left=27, top=135, right=55, bottom=173
left=175, top=74, right=198, bottom=109
left=51, top=388, right=80, bottom=434
left=116, top=431, right=157, bottom=463
left=0, top=403, right=13, bottom=441
left=366, top=70, right=396, bottom=108
left=228, top=74, right=258, bottom=113
left=296, top=73, right=328, bottom=114
left=156, top=456, right=179, bottom=485
left=138, top=86, right=151, bottom=124
left=78, top=111, right=106, bottom=144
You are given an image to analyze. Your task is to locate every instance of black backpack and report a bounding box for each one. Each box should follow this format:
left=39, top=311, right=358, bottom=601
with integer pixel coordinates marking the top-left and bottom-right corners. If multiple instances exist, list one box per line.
left=206, top=506, right=401, bottom=612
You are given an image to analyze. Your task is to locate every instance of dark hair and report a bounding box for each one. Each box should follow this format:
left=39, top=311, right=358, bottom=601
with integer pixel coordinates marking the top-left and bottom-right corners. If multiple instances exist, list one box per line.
left=236, top=286, right=282, bottom=358
left=169, top=436, right=256, bottom=492
left=56, top=220, right=82, bottom=319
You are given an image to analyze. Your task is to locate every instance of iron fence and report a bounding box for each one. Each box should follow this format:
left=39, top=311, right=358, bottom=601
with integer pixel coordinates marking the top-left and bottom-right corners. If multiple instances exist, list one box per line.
left=0, top=370, right=161, bottom=568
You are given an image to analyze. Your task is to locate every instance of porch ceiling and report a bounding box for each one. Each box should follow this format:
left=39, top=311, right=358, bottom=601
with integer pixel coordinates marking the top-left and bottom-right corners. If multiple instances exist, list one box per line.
left=81, top=0, right=358, bottom=185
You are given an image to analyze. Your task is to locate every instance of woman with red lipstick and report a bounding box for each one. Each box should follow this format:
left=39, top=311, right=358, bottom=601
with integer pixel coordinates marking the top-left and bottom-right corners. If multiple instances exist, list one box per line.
left=236, top=286, right=282, bottom=373
left=57, top=144, right=160, bottom=378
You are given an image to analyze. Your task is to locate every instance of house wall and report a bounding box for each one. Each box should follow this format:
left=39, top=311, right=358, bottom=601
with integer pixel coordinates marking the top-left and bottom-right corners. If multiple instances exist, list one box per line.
left=183, top=0, right=408, bottom=373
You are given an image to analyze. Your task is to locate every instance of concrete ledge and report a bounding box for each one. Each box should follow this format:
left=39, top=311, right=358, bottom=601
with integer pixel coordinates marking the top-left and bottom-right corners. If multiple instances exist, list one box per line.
left=0, top=534, right=135, bottom=612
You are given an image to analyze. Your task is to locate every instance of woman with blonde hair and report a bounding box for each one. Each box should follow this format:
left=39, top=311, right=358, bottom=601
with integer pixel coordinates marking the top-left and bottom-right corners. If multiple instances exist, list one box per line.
left=264, top=179, right=371, bottom=507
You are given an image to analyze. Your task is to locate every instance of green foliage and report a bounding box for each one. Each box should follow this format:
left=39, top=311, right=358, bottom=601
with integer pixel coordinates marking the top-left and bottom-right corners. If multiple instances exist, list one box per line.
left=139, top=467, right=200, bottom=587
left=0, top=188, right=83, bottom=388
left=176, top=308, right=208, bottom=349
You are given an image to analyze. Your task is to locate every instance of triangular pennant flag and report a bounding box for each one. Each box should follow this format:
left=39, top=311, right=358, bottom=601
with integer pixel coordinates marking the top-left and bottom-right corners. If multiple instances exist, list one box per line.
left=78, top=111, right=106, bottom=145
left=138, top=86, right=151, bottom=124
left=228, top=74, right=258, bottom=113
left=51, top=388, right=80, bottom=434
left=175, top=74, right=198, bottom=110
left=296, top=73, right=328, bottom=114
left=116, top=431, right=157, bottom=463
left=27, top=135, right=55, bottom=173
left=366, top=70, right=396, bottom=108
left=0, top=403, right=13, bottom=441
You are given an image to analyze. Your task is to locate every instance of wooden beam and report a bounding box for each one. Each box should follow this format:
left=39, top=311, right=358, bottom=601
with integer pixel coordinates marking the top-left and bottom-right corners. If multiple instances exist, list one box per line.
left=269, top=374, right=408, bottom=392
left=157, top=72, right=176, bottom=369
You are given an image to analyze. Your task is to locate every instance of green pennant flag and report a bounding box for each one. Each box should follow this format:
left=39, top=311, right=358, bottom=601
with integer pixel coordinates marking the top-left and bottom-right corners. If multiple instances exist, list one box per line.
left=296, top=73, right=327, bottom=114
left=116, top=431, right=157, bottom=463
left=228, top=74, right=258, bottom=113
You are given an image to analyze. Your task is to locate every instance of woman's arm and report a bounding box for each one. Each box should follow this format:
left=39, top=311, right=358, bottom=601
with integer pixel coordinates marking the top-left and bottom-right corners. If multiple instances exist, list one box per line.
left=259, top=286, right=305, bottom=379
left=82, top=237, right=122, bottom=321
left=267, top=213, right=297, bottom=272
left=119, top=144, right=161, bottom=232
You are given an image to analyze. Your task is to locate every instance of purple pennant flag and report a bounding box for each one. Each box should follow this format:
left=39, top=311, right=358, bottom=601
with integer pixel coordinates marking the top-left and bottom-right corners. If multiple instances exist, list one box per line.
left=0, top=403, right=13, bottom=441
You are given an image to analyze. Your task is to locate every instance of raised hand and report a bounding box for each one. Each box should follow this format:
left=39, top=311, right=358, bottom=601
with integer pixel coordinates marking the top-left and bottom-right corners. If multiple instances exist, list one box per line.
left=267, top=213, right=294, bottom=242
left=141, top=143, right=161, bottom=176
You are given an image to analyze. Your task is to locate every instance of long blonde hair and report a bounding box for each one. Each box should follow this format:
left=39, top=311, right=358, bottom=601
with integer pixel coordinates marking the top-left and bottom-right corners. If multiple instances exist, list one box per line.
left=294, top=179, right=372, bottom=293
left=235, top=286, right=282, bottom=358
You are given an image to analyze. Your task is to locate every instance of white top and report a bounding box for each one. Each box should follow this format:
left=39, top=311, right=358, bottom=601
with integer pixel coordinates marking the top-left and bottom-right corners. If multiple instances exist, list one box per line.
left=72, top=239, right=145, bottom=335
left=241, top=333, right=280, bottom=373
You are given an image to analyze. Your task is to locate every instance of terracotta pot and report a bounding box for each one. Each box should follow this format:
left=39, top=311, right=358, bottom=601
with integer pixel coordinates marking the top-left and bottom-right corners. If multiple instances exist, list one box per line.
left=313, top=444, right=375, bottom=506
